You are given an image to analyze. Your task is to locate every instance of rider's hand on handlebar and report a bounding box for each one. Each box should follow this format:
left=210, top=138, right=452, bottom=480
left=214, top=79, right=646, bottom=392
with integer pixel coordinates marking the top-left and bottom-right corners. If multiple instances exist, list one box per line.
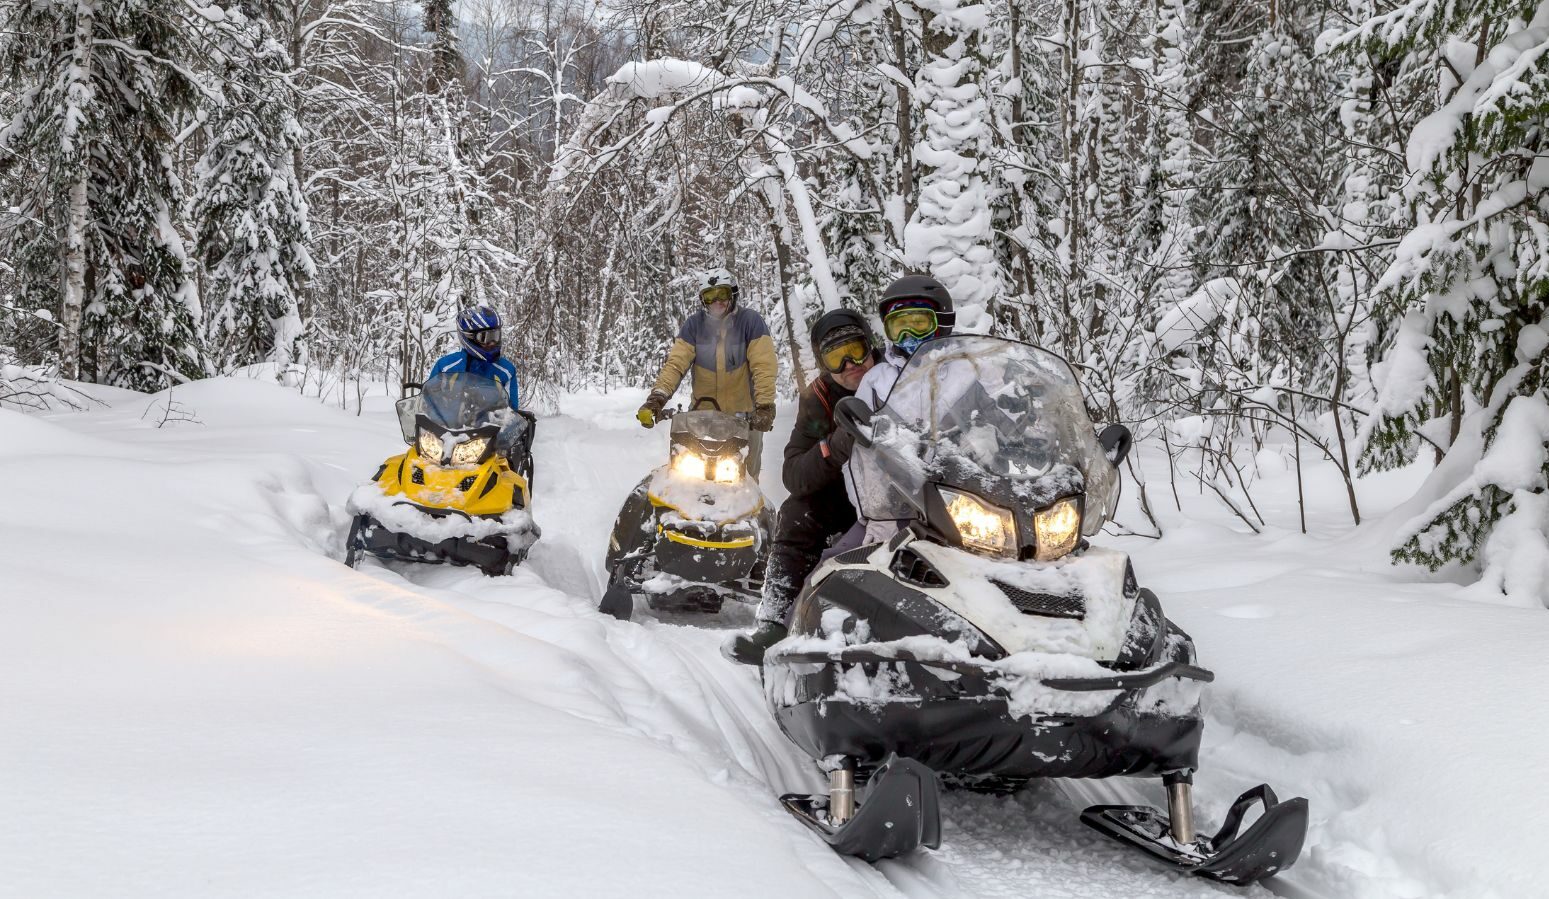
left=637, top=391, right=668, bottom=429
left=751, top=403, right=776, bottom=433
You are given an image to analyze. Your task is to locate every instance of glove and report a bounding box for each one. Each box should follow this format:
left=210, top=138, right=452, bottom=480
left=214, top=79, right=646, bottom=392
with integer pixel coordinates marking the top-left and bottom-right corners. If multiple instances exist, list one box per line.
left=636, top=391, right=667, bottom=428
left=751, top=403, right=777, bottom=433
left=825, top=423, right=855, bottom=465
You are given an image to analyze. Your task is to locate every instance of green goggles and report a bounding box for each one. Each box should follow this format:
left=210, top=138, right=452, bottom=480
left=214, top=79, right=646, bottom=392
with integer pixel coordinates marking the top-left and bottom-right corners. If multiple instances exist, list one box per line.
left=883, top=307, right=938, bottom=343
left=700, top=284, right=735, bottom=305
left=818, top=337, right=871, bottom=373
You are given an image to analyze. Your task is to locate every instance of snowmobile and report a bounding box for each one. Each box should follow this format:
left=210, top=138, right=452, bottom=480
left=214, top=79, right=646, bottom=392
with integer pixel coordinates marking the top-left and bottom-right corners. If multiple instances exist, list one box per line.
left=599, top=399, right=774, bottom=621
left=761, top=336, right=1307, bottom=886
left=345, top=373, right=539, bottom=577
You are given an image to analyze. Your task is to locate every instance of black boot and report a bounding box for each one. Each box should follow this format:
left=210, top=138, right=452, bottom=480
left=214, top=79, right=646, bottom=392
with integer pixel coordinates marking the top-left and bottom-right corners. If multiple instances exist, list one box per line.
left=598, top=582, right=633, bottom=621
left=724, top=622, right=788, bottom=666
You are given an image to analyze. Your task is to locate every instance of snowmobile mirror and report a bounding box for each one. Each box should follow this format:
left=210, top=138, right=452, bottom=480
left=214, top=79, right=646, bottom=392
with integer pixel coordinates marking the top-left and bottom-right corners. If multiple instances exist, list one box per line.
left=1098, top=424, right=1133, bottom=465
left=834, top=396, right=874, bottom=449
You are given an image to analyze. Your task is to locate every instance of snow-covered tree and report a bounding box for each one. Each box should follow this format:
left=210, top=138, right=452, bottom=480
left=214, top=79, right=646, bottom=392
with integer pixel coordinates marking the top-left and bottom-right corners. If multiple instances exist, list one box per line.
left=194, top=9, right=315, bottom=377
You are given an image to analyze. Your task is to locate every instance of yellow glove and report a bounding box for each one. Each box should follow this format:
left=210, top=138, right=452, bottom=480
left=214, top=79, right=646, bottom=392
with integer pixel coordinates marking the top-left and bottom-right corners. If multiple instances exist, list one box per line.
left=636, top=392, right=667, bottom=428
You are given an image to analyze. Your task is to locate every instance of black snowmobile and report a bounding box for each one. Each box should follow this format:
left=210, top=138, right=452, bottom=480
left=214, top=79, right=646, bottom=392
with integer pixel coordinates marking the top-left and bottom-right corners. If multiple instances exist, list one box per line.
left=761, top=336, right=1307, bottom=885
left=599, top=399, right=774, bottom=621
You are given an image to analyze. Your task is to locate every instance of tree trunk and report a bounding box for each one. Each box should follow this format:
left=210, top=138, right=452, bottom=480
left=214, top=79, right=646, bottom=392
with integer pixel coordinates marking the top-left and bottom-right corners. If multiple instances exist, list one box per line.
left=59, top=0, right=96, bottom=381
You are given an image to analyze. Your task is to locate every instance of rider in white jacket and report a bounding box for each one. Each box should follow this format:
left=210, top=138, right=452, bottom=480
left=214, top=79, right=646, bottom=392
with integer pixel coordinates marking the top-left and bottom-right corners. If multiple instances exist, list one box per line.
left=841, top=274, right=956, bottom=546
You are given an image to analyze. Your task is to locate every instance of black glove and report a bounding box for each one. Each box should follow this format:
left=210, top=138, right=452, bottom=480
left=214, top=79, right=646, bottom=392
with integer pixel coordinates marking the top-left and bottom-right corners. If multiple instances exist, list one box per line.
left=751, top=403, right=777, bottom=432
left=825, top=422, right=855, bottom=465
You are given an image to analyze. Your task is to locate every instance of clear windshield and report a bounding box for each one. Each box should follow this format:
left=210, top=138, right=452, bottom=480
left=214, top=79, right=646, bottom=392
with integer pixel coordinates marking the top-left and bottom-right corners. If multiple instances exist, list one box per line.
left=670, top=409, right=749, bottom=454
left=395, top=373, right=514, bottom=441
left=852, top=337, right=1118, bottom=534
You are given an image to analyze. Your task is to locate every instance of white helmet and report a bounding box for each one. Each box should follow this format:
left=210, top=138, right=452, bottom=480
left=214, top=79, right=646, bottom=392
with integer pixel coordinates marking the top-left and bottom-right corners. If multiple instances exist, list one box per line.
left=698, top=268, right=740, bottom=306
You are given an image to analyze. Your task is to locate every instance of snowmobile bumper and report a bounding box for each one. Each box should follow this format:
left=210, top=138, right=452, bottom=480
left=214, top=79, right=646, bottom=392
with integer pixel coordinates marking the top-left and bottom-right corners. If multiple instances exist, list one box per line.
left=779, top=754, right=942, bottom=862
left=346, top=510, right=531, bottom=576
left=767, top=648, right=1209, bottom=783
left=1081, top=783, right=1309, bottom=886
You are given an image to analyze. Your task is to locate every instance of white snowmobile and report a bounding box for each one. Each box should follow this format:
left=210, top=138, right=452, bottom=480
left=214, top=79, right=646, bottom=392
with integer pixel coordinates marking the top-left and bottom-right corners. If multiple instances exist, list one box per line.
left=760, top=336, right=1308, bottom=885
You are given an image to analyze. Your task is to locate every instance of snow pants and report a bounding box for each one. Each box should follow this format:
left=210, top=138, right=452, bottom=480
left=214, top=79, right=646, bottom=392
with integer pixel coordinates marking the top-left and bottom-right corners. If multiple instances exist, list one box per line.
left=754, top=487, right=857, bottom=625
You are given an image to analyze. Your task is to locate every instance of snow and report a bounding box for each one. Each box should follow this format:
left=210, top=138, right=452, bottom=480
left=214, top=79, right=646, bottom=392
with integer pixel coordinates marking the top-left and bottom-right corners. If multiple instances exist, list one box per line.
left=4, top=378, right=1549, bottom=897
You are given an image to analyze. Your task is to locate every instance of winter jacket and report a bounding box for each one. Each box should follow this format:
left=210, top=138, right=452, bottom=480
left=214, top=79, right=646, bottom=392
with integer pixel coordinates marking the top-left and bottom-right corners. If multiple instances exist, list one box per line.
left=782, top=373, right=857, bottom=499
left=428, top=352, right=521, bottom=411
left=650, top=306, right=778, bottom=414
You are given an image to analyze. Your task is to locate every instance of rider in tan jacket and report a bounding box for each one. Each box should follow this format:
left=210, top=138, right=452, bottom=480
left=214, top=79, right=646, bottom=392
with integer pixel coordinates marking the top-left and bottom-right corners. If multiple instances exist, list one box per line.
left=636, top=269, right=779, bottom=479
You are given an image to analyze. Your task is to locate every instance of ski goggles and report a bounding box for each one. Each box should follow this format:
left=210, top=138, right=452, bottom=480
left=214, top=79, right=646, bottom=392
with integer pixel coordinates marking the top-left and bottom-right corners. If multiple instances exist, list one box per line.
left=818, top=337, right=871, bottom=373
left=465, top=327, right=500, bottom=349
left=883, top=307, right=938, bottom=343
left=700, top=284, right=735, bottom=305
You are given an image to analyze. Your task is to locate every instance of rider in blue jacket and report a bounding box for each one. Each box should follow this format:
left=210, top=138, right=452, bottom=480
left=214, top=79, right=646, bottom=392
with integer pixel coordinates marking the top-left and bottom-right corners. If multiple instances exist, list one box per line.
left=428, top=305, right=520, bottom=411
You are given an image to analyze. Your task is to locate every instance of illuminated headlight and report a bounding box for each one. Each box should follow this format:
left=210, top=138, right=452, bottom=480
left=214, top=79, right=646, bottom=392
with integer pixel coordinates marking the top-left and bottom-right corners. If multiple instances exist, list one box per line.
left=672, top=450, right=707, bottom=479
left=941, top=488, right=1016, bottom=559
left=417, top=428, right=444, bottom=461
left=712, top=455, right=742, bottom=484
left=1033, top=496, right=1083, bottom=561
left=450, top=436, right=490, bottom=466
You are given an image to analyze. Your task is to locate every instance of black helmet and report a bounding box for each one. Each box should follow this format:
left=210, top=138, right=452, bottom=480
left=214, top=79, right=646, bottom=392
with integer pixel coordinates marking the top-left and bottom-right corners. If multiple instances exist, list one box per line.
left=809, top=307, right=874, bottom=351
left=879, top=274, right=955, bottom=336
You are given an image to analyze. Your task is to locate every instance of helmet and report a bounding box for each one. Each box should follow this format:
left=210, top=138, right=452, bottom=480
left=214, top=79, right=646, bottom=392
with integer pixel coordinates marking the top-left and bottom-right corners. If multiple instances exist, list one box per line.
left=809, top=308, right=877, bottom=374
left=698, top=268, right=740, bottom=308
left=878, top=274, right=954, bottom=355
left=456, top=305, right=502, bottom=363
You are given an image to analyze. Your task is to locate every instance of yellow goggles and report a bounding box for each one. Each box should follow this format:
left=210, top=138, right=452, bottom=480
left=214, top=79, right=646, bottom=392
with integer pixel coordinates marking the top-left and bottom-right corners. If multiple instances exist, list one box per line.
left=700, top=284, right=735, bottom=305
left=819, top=337, right=871, bottom=373
left=883, top=307, right=938, bottom=342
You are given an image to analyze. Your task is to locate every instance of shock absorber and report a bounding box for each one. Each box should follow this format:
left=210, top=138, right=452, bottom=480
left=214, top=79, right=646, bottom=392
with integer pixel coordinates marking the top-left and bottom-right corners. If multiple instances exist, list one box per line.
left=829, top=759, right=857, bottom=825
left=1164, top=770, right=1196, bottom=844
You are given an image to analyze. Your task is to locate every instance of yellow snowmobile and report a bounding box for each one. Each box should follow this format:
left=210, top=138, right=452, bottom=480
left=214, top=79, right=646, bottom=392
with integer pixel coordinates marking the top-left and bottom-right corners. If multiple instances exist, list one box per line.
left=345, top=373, right=539, bottom=576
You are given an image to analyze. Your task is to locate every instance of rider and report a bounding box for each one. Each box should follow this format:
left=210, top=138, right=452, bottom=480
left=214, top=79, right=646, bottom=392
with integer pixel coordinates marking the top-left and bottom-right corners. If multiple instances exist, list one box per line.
left=726, top=309, right=881, bottom=665
left=428, top=305, right=530, bottom=466
left=841, top=274, right=955, bottom=547
left=636, top=269, right=779, bottom=480
left=428, top=305, right=521, bottom=411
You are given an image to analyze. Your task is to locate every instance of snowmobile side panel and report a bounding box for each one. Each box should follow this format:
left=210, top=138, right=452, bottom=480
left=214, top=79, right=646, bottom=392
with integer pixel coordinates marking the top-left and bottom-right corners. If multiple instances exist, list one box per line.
left=779, top=754, right=941, bottom=862
left=1080, top=785, right=1309, bottom=886
left=789, top=568, right=1004, bottom=657
left=772, top=692, right=1204, bottom=783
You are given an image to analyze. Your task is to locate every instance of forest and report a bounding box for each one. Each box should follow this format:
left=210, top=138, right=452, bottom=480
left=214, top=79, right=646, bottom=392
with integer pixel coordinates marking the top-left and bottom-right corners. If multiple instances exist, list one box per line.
left=1, top=0, right=1546, bottom=602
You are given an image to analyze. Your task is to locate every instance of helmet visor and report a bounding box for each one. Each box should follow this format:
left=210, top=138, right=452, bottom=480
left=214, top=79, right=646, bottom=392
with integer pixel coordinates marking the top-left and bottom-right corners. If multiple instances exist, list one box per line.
left=700, top=284, right=735, bottom=305
left=466, top=327, right=500, bottom=349
left=883, top=307, right=937, bottom=343
left=819, top=337, right=871, bottom=373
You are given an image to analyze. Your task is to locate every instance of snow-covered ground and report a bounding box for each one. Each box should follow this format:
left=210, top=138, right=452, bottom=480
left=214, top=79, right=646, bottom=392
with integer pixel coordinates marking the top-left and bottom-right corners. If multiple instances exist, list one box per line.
left=3, top=379, right=1545, bottom=898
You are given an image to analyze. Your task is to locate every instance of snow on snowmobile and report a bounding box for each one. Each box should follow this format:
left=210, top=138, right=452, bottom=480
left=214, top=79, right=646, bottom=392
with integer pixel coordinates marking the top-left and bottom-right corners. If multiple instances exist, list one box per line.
left=345, top=372, right=539, bottom=577
left=761, top=336, right=1307, bottom=885
left=599, top=399, right=774, bottom=621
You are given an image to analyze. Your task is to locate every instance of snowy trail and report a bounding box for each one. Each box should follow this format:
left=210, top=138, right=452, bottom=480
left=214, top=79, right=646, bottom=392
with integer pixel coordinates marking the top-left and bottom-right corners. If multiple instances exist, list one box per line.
left=10, top=380, right=1544, bottom=897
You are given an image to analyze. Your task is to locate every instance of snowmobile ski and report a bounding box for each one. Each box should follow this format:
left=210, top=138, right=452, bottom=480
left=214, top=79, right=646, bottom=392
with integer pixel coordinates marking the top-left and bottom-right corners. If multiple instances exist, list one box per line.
left=1081, top=783, right=1308, bottom=885
left=779, top=754, right=942, bottom=863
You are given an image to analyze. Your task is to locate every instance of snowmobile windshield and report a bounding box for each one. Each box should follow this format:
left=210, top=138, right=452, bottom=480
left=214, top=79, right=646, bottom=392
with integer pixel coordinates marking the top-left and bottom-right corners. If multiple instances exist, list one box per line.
left=411, top=374, right=515, bottom=433
left=670, top=409, right=749, bottom=456
left=853, top=336, right=1119, bottom=535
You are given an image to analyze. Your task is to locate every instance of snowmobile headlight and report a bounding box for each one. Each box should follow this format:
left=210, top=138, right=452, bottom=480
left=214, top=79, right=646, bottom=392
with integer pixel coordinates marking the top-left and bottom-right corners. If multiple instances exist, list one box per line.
left=712, top=455, right=742, bottom=484
left=1033, top=496, right=1083, bottom=561
left=672, top=450, right=707, bottom=479
left=450, top=436, right=490, bottom=466
left=941, top=488, right=1017, bottom=559
left=417, top=428, right=444, bottom=461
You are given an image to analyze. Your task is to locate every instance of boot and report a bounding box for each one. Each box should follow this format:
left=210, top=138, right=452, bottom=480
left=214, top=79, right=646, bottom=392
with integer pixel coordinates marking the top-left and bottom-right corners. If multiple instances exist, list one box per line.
left=724, top=621, right=788, bottom=666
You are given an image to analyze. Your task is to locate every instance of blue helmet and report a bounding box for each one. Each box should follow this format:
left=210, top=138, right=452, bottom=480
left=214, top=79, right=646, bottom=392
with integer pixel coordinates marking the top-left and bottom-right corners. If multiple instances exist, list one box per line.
left=456, top=306, right=501, bottom=362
